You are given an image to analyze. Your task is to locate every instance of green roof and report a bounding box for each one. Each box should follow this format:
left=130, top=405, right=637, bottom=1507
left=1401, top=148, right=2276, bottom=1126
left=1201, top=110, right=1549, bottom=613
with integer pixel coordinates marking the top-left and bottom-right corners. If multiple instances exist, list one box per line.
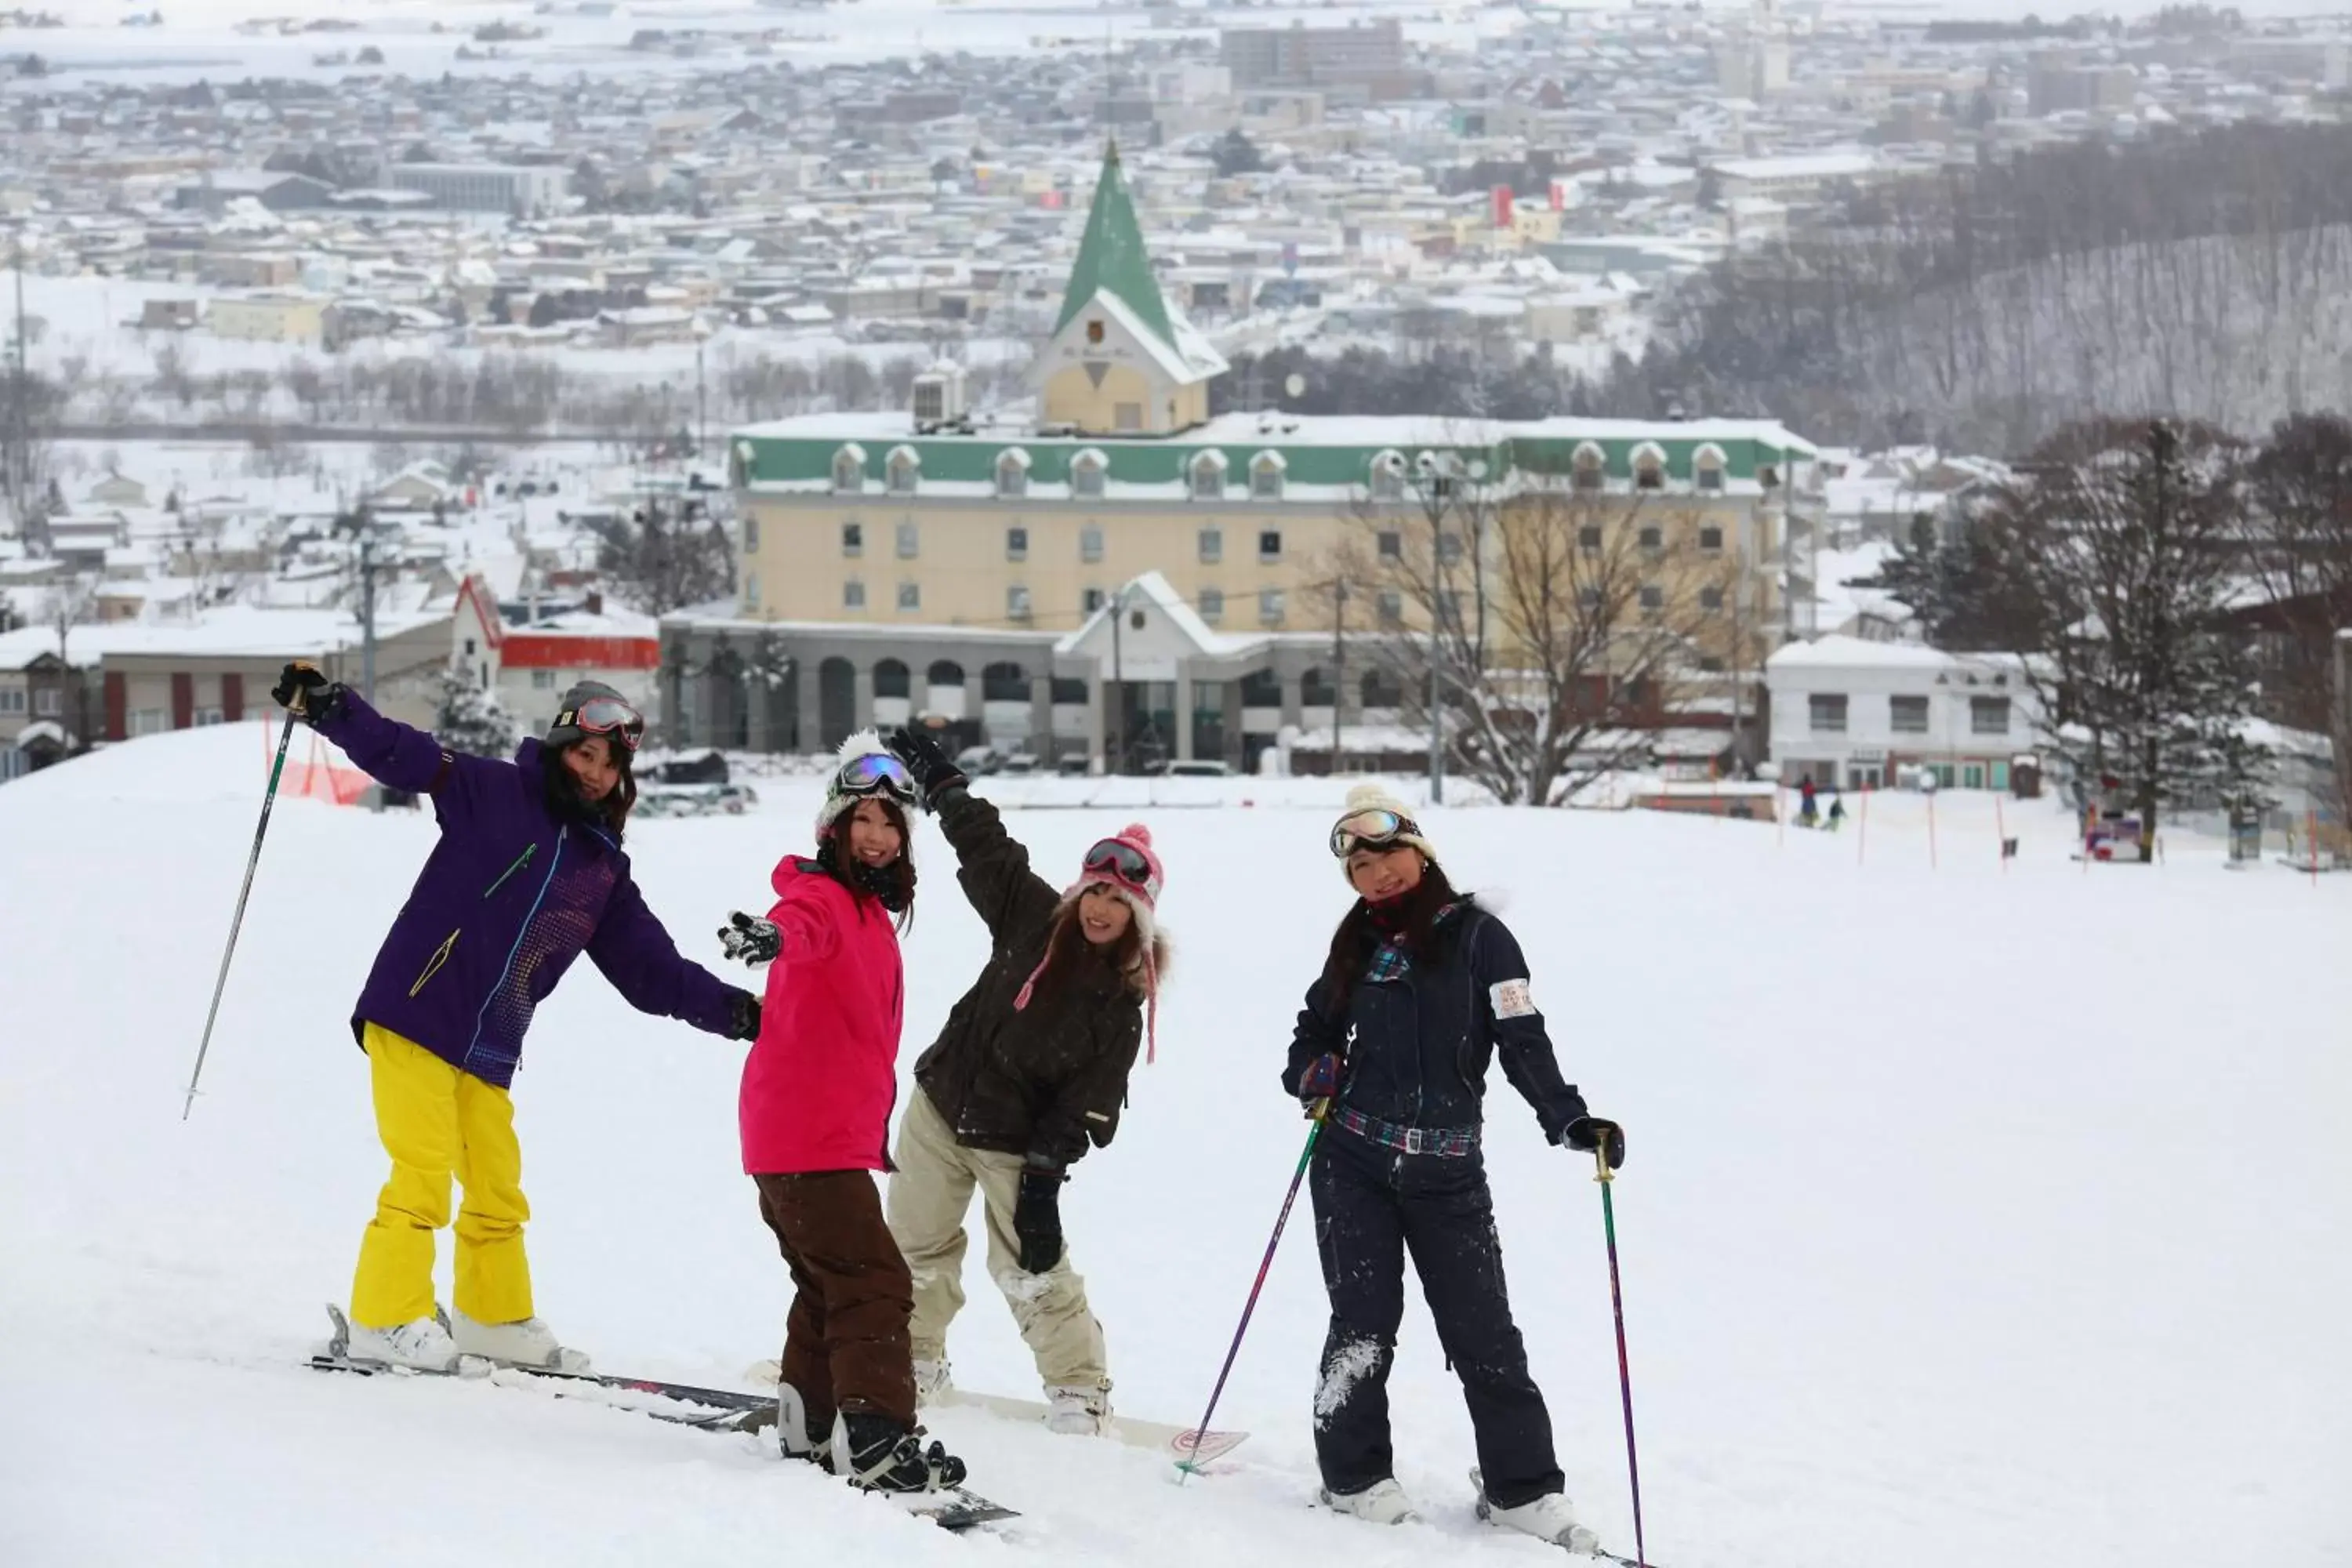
left=1051, top=143, right=1178, bottom=352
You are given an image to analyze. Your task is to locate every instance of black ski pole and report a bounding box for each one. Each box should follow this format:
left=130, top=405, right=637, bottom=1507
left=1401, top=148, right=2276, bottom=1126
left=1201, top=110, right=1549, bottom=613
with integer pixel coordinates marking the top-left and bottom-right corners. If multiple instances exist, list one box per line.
left=181, top=710, right=298, bottom=1120
left=1177, top=1098, right=1330, bottom=1479
left=1595, top=1141, right=1648, bottom=1567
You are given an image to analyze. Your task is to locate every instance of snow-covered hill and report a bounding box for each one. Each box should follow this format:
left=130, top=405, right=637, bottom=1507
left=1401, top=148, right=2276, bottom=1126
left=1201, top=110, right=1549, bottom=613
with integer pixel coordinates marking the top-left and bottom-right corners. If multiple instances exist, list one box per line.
left=2, top=724, right=2346, bottom=1568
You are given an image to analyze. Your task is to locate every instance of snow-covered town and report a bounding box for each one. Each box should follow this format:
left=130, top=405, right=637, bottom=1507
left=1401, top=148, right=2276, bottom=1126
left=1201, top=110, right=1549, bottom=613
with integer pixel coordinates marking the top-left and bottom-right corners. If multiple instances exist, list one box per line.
left=1, top=3, right=2347, bottom=1568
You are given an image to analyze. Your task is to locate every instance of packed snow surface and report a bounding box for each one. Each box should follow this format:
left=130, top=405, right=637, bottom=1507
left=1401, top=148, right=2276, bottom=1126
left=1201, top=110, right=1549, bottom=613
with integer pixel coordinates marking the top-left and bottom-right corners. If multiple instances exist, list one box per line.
left=2, top=723, right=2347, bottom=1567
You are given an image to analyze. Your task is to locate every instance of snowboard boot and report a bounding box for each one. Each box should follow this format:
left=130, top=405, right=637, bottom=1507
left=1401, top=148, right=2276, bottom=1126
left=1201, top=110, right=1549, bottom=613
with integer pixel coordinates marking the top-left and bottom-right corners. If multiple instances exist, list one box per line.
left=343, top=1313, right=461, bottom=1373
left=832, top=1410, right=968, bottom=1494
left=448, top=1307, right=589, bottom=1372
left=1319, top=1477, right=1417, bottom=1525
left=1482, top=1489, right=1600, bottom=1553
left=1044, top=1381, right=1112, bottom=1436
left=773, top=1381, right=834, bottom=1472
left=911, top=1357, right=953, bottom=1408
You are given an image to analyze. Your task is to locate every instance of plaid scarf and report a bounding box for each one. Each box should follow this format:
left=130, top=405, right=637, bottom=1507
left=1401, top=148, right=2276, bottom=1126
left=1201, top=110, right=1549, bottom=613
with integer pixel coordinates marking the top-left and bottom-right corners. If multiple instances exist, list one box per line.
left=1362, top=898, right=1466, bottom=984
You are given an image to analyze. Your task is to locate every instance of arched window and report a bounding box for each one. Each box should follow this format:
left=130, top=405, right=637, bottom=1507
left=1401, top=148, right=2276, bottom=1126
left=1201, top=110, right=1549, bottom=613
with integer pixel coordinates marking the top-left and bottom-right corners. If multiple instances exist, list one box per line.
left=927, top=659, right=966, bottom=689
left=1632, top=442, right=1667, bottom=492
left=996, top=448, right=1030, bottom=499
left=1239, top=668, right=1281, bottom=707
left=1369, top=448, right=1406, bottom=501
left=817, top=656, right=857, bottom=749
left=1693, top=443, right=1726, bottom=492
left=1301, top=666, right=1337, bottom=707
left=1189, top=449, right=1227, bottom=500
left=832, top=444, right=866, bottom=494
left=1361, top=667, right=1403, bottom=709
left=1572, top=441, right=1606, bottom=492
left=886, top=445, right=920, bottom=495
left=873, top=658, right=911, bottom=699
left=1071, top=448, right=1107, bottom=500
left=982, top=661, right=1028, bottom=702
left=1250, top=450, right=1287, bottom=501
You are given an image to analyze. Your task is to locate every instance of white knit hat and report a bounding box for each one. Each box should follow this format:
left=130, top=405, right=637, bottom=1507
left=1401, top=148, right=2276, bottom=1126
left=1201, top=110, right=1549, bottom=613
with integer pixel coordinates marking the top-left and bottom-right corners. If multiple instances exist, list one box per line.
left=814, top=728, right=916, bottom=837
left=1331, top=782, right=1438, bottom=884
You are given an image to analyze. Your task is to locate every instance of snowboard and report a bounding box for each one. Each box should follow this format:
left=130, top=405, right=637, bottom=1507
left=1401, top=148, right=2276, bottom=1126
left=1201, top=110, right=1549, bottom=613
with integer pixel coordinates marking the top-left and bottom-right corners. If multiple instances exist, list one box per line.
left=744, top=1359, right=1249, bottom=1468
left=309, top=1308, right=1015, bottom=1530
left=1470, top=1468, right=1651, bottom=1566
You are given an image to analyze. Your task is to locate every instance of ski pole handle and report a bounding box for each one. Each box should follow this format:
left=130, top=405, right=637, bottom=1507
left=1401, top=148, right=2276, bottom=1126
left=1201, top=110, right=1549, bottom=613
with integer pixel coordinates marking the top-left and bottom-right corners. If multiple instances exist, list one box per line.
left=1594, top=1142, right=1614, bottom=1183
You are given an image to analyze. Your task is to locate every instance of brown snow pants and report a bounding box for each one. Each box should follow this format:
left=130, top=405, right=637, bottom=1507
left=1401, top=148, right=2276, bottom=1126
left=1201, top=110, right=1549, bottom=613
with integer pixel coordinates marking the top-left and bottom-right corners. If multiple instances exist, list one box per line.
left=753, top=1171, right=918, bottom=1429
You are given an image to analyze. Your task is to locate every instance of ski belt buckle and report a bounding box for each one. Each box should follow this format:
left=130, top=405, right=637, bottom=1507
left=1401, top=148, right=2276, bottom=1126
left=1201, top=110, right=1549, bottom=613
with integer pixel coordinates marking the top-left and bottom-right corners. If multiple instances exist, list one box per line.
left=1337, top=1108, right=1478, bottom=1159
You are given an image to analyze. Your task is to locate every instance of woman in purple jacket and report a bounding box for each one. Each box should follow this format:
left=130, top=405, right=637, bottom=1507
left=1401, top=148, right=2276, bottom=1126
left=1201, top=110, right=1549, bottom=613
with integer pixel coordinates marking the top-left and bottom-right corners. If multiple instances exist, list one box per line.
left=273, top=662, right=759, bottom=1374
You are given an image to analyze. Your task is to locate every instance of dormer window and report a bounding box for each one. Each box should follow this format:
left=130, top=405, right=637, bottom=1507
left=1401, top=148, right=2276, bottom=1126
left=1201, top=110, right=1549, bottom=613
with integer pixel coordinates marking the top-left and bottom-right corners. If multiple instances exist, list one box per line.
left=1632, top=443, right=1666, bottom=492
left=1693, top=443, right=1726, bottom=492
left=1189, top=450, right=1227, bottom=500
left=996, top=448, right=1031, bottom=499
left=1572, top=441, right=1606, bottom=492
left=886, top=445, right=920, bottom=495
left=1072, top=448, right=1107, bottom=500
left=1370, top=449, right=1406, bottom=500
left=832, top=444, right=866, bottom=494
left=1250, top=451, right=1286, bottom=501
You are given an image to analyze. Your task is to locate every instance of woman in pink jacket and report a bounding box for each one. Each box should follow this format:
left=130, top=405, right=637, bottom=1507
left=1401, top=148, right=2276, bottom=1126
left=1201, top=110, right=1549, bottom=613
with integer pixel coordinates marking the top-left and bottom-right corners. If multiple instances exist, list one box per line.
left=718, top=733, right=968, bottom=1496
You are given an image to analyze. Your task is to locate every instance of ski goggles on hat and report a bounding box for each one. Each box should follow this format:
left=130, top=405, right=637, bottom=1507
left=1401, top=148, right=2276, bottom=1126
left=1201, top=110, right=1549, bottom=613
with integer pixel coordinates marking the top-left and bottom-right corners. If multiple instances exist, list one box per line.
left=557, top=695, right=644, bottom=751
left=835, top=752, right=918, bottom=806
left=1329, top=808, right=1419, bottom=858
left=1083, top=838, right=1159, bottom=898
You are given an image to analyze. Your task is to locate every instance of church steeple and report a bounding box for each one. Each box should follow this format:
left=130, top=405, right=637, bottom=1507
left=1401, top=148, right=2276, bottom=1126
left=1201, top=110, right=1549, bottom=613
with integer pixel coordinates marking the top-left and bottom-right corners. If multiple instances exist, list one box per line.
left=1039, top=141, right=1227, bottom=438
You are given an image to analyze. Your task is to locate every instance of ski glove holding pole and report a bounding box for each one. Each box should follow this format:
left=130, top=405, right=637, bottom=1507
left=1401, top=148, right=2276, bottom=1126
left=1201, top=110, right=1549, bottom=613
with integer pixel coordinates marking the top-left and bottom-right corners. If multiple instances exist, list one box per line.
left=718, top=911, right=782, bottom=966
left=884, top=724, right=967, bottom=809
left=1297, top=1051, right=1342, bottom=1111
left=270, top=659, right=347, bottom=727
left=1014, top=1163, right=1065, bottom=1274
left=1564, top=1115, right=1626, bottom=1170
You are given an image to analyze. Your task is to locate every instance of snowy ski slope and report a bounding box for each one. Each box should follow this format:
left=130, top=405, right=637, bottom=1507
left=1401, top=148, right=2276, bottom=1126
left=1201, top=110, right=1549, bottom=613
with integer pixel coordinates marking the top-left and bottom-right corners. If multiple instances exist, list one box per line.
left=1, top=723, right=2345, bottom=1568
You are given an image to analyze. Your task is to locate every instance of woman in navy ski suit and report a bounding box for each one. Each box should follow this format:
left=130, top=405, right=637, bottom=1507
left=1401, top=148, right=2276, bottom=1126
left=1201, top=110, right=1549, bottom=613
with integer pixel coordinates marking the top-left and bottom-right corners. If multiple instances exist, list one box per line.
left=1285, top=786, right=1624, bottom=1546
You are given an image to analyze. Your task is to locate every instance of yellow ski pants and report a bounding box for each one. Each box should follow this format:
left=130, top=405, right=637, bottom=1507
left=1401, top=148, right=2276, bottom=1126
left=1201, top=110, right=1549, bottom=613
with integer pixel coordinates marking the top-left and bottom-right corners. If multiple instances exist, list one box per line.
left=349, top=1024, right=533, bottom=1330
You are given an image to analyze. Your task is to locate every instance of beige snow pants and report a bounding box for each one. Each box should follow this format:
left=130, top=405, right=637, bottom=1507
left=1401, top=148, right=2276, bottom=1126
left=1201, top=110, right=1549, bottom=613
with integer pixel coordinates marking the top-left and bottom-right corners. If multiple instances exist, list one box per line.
left=885, top=1089, right=1109, bottom=1392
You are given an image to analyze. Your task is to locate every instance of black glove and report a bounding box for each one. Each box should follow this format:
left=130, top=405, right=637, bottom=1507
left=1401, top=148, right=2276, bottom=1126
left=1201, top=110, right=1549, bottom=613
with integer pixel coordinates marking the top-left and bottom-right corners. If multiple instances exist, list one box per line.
left=886, top=724, right=966, bottom=808
left=727, top=989, right=761, bottom=1042
left=1563, top=1116, right=1626, bottom=1171
left=1013, top=1165, right=1065, bottom=1274
left=718, top=911, right=782, bottom=966
left=271, top=659, right=346, bottom=727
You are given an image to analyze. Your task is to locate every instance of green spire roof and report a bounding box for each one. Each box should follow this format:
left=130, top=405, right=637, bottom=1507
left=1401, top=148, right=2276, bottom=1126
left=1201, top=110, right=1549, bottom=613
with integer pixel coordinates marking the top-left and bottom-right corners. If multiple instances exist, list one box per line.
left=1052, top=143, right=1178, bottom=350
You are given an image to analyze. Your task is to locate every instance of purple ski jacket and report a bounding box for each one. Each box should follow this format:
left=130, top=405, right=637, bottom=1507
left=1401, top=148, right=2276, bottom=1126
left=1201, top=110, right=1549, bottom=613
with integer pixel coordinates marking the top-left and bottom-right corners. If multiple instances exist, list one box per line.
left=316, top=693, right=743, bottom=1088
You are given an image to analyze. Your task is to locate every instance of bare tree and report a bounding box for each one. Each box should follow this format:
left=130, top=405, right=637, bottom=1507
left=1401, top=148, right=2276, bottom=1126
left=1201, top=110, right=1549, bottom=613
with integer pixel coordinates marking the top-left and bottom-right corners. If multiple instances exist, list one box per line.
left=2239, top=412, right=2352, bottom=827
left=1339, top=460, right=1737, bottom=804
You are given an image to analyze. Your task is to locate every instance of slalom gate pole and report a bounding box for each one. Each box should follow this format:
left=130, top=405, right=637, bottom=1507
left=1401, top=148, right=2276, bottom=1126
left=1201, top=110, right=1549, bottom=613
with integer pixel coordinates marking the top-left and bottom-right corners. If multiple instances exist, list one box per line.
left=1177, top=1101, right=1329, bottom=1480
left=1595, top=1143, right=1650, bottom=1568
left=181, top=711, right=298, bottom=1120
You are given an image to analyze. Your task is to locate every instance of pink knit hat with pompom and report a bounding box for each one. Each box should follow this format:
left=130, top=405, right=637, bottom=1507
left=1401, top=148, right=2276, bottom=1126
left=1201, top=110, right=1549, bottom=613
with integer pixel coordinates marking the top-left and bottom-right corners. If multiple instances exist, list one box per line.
left=1012, top=824, right=1165, bottom=1062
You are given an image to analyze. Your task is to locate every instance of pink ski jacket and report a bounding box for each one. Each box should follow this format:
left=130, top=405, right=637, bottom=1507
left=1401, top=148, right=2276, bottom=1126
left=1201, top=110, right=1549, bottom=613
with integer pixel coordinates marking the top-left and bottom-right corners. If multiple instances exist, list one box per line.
left=738, top=855, right=905, bottom=1174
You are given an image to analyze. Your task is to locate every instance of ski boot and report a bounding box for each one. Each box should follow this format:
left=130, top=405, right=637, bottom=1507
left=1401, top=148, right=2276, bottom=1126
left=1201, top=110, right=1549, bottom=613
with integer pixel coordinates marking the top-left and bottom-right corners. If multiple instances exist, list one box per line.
left=448, top=1307, right=590, bottom=1373
left=1481, top=1487, right=1600, bottom=1553
left=912, top=1357, right=953, bottom=1407
left=833, top=1410, right=968, bottom=1494
left=1320, top=1477, right=1417, bottom=1525
left=342, top=1312, right=460, bottom=1373
left=773, top=1381, right=835, bottom=1472
left=1044, top=1381, right=1112, bottom=1436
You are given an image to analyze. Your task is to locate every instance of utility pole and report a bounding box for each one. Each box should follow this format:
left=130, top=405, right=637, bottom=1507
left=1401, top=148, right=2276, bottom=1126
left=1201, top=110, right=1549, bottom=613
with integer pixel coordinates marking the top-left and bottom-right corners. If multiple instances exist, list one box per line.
left=695, top=339, right=708, bottom=465
left=358, top=528, right=379, bottom=703
left=1107, top=580, right=1131, bottom=776
left=1330, top=578, right=1348, bottom=776
left=6, top=230, right=27, bottom=532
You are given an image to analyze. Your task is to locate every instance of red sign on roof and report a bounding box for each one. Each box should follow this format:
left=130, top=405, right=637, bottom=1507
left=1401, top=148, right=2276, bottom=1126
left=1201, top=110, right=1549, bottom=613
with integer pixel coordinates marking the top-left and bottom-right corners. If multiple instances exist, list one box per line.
left=502, top=634, right=662, bottom=671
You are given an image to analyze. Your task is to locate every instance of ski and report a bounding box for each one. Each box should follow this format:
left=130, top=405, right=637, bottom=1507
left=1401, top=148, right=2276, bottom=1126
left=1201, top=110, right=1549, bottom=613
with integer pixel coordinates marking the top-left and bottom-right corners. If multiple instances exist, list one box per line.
left=1471, top=1468, right=1653, bottom=1567
left=745, top=1359, right=1249, bottom=1467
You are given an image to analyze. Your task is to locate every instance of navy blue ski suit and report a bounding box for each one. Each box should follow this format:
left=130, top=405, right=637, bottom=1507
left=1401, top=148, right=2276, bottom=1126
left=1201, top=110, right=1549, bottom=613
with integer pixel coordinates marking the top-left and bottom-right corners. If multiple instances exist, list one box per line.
left=1283, top=896, right=1588, bottom=1510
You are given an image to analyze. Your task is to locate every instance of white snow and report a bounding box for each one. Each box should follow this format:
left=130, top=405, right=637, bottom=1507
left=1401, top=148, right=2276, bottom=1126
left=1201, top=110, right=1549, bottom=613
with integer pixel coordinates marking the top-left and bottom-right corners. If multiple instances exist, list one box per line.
left=1, top=721, right=2347, bottom=1568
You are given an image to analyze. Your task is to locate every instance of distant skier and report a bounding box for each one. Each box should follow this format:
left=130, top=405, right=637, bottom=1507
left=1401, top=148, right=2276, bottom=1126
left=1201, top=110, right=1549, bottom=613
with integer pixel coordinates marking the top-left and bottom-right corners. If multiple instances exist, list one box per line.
left=1826, top=795, right=1846, bottom=832
left=1285, top=784, right=1624, bottom=1548
left=717, top=734, right=968, bottom=1494
left=876, top=724, right=1168, bottom=1437
left=1798, top=775, right=1820, bottom=827
left=269, top=665, right=757, bottom=1374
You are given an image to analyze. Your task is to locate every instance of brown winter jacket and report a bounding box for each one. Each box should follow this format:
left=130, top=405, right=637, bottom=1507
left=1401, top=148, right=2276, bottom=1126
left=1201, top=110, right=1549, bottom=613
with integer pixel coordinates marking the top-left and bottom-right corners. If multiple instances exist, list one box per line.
left=911, top=786, right=1159, bottom=1170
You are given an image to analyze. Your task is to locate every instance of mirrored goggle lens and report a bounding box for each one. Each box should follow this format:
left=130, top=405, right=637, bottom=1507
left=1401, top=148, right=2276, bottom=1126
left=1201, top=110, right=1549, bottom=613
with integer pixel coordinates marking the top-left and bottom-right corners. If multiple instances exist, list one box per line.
left=1083, top=840, right=1152, bottom=885
left=570, top=697, right=644, bottom=749
left=839, top=753, right=916, bottom=800
left=1329, top=808, right=1412, bottom=858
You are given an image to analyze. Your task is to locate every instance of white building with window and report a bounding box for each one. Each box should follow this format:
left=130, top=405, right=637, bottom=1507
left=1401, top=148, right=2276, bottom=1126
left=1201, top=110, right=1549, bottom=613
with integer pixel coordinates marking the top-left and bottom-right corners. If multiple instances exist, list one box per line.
left=1766, top=635, right=2043, bottom=792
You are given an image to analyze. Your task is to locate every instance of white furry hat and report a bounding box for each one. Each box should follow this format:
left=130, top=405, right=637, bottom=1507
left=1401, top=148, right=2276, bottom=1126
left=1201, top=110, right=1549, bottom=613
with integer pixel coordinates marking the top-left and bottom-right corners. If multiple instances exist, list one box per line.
left=1332, top=782, right=1438, bottom=883
left=814, top=728, right=916, bottom=837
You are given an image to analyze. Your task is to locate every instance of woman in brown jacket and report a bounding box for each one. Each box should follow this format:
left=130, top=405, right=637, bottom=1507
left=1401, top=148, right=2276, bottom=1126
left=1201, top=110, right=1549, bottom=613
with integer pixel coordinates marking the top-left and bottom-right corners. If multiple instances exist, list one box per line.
left=880, top=725, right=1167, bottom=1436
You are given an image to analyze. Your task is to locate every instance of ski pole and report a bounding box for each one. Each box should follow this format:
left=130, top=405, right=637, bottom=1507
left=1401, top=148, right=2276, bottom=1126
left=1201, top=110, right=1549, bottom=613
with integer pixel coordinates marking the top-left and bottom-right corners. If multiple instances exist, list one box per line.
left=1178, top=1099, right=1329, bottom=1479
left=1595, top=1142, right=1648, bottom=1568
left=182, top=710, right=299, bottom=1120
